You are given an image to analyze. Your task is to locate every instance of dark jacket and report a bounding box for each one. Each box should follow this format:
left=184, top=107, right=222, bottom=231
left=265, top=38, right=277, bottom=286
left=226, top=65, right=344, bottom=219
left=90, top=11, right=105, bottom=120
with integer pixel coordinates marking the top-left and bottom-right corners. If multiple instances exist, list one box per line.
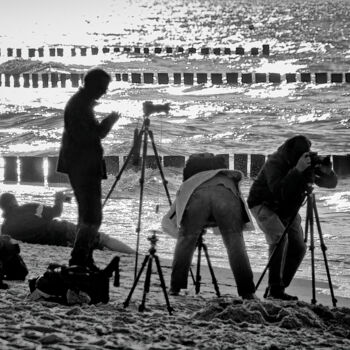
left=247, top=136, right=337, bottom=219
left=57, top=88, right=112, bottom=179
left=1, top=203, right=61, bottom=243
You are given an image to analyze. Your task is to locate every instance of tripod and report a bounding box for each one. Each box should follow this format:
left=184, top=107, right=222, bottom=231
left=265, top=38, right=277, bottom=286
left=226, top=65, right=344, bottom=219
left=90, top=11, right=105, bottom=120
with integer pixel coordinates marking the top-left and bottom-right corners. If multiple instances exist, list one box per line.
left=123, top=231, right=174, bottom=314
left=103, top=103, right=173, bottom=312
left=104, top=108, right=172, bottom=276
left=190, top=229, right=221, bottom=297
left=304, top=189, right=337, bottom=306
left=255, top=186, right=337, bottom=307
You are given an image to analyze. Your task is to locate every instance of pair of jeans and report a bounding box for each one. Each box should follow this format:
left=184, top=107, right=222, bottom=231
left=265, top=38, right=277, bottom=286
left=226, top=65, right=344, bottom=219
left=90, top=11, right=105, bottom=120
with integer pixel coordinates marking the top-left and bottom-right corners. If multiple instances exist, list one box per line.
left=68, top=169, right=102, bottom=266
left=250, top=205, right=307, bottom=290
left=171, top=184, right=255, bottom=297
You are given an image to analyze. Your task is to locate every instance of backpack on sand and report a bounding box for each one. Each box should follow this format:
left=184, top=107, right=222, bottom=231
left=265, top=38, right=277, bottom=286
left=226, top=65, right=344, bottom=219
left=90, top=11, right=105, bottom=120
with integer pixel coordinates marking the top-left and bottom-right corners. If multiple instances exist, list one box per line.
left=0, top=235, right=28, bottom=289
left=28, top=256, right=120, bottom=305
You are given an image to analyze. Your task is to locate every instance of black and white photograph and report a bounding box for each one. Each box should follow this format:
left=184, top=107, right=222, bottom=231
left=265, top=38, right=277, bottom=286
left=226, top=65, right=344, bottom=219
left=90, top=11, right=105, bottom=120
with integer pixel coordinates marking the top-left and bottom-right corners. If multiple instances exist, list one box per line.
left=0, top=0, right=349, bottom=349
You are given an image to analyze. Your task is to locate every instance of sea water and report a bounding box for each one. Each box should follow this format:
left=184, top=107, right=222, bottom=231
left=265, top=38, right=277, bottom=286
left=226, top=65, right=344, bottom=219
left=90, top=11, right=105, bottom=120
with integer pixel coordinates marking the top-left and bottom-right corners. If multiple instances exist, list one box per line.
left=0, top=0, right=349, bottom=298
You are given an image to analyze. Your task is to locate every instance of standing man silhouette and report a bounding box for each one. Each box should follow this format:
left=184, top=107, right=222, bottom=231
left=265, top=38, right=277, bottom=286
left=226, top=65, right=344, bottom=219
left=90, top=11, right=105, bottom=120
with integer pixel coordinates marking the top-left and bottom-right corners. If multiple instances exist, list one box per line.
left=57, top=68, right=120, bottom=269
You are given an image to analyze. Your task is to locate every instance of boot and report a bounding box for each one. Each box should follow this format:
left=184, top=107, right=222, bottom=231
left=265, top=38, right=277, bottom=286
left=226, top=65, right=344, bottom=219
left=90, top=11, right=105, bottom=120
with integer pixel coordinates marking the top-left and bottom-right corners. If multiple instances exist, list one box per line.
left=69, top=224, right=98, bottom=268
left=265, top=286, right=298, bottom=301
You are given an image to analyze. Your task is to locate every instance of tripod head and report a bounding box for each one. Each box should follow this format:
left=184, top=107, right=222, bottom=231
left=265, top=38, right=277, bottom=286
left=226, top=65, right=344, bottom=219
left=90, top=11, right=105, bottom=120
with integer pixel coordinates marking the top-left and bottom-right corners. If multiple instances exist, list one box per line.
left=148, top=230, right=159, bottom=247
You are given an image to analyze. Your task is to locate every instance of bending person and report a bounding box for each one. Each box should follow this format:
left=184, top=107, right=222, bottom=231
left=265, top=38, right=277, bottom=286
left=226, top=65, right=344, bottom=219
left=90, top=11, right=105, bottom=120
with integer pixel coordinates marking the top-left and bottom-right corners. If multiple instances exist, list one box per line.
left=0, top=192, right=134, bottom=254
left=247, top=135, right=337, bottom=301
left=162, top=154, right=257, bottom=300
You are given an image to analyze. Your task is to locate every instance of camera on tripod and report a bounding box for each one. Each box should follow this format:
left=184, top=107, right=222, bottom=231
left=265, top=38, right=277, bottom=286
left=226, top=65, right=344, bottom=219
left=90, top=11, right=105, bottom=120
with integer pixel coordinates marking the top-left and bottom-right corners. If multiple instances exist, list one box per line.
left=309, top=152, right=331, bottom=168
left=143, top=101, right=170, bottom=117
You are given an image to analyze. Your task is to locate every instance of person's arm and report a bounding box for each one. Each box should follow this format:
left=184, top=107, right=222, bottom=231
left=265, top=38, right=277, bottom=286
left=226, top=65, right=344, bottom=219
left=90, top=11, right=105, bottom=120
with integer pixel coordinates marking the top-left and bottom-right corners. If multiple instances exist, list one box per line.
left=98, top=112, right=120, bottom=139
left=41, top=192, right=65, bottom=220
left=66, top=102, right=120, bottom=143
left=64, top=97, right=102, bottom=145
left=264, top=160, right=304, bottom=201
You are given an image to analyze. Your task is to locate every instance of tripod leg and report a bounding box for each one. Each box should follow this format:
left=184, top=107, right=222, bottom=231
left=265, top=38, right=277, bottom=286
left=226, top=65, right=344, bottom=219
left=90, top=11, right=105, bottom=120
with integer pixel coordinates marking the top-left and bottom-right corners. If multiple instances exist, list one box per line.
left=312, top=196, right=337, bottom=307
left=195, top=240, right=202, bottom=294
left=190, top=267, right=196, bottom=285
left=255, top=208, right=300, bottom=291
left=134, top=129, right=149, bottom=280
left=139, top=255, right=153, bottom=312
left=154, top=255, right=174, bottom=315
left=148, top=130, right=172, bottom=206
left=202, top=243, right=221, bottom=297
left=103, top=124, right=145, bottom=207
left=124, top=255, right=150, bottom=308
left=308, top=194, right=317, bottom=305
left=304, top=200, right=310, bottom=243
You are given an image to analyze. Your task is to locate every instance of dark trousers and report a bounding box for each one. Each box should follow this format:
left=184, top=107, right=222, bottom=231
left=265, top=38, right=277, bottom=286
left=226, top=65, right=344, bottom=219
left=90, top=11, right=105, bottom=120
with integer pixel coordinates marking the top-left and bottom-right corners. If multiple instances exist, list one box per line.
left=68, top=168, right=102, bottom=266
left=171, top=184, right=256, bottom=297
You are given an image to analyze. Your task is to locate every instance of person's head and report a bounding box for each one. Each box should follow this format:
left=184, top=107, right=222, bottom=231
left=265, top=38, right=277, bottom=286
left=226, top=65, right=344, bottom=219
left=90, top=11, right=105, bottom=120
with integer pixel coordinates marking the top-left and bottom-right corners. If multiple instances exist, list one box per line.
left=0, top=193, right=18, bottom=213
left=278, top=135, right=312, bottom=166
left=83, top=68, right=111, bottom=100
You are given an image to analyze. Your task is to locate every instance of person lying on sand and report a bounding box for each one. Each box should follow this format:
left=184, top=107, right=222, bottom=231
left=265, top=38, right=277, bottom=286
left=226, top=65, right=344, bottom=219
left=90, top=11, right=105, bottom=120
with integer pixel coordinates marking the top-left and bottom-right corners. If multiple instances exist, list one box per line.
left=0, top=192, right=134, bottom=254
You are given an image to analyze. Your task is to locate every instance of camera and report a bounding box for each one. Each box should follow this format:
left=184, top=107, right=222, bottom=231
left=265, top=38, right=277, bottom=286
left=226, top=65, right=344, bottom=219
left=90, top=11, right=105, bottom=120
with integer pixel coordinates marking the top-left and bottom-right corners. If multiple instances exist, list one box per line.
left=143, top=101, right=170, bottom=117
left=309, top=152, right=331, bottom=168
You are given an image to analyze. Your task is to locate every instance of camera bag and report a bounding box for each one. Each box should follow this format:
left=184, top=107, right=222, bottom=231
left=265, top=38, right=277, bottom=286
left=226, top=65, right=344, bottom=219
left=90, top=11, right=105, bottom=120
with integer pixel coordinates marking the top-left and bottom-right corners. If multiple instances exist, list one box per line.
left=0, top=235, right=28, bottom=289
left=28, top=256, right=120, bottom=305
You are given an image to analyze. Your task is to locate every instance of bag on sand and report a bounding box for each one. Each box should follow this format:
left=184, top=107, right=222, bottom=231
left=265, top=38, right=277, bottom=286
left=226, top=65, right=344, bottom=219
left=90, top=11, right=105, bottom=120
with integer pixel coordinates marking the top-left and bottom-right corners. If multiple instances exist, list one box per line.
left=28, top=256, right=120, bottom=305
left=0, top=235, right=28, bottom=289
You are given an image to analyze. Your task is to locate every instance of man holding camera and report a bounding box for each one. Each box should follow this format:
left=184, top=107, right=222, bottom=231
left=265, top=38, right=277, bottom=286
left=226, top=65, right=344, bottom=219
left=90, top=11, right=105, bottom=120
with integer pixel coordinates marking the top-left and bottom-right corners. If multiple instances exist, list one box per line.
left=57, top=68, right=121, bottom=269
left=247, top=135, right=337, bottom=300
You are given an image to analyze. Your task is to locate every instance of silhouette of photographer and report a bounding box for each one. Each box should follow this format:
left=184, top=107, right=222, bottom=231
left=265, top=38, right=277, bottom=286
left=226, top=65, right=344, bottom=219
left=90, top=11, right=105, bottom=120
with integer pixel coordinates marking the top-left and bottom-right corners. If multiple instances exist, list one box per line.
left=57, top=68, right=121, bottom=269
left=247, top=135, right=337, bottom=300
left=0, top=192, right=134, bottom=254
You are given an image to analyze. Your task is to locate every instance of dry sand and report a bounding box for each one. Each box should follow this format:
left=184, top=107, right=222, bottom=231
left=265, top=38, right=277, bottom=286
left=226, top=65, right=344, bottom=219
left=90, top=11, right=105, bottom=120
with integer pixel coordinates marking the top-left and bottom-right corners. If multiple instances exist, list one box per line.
left=1, top=242, right=350, bottom=350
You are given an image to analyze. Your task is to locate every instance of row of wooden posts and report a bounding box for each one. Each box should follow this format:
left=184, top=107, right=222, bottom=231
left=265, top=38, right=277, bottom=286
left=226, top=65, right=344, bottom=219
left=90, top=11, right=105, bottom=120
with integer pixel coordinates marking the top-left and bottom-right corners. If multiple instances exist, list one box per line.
left=0, top=45, right=270, bottom=58
left=1, top=71, right=350, bottom=88
left=1, top=154, right=350, bottom=185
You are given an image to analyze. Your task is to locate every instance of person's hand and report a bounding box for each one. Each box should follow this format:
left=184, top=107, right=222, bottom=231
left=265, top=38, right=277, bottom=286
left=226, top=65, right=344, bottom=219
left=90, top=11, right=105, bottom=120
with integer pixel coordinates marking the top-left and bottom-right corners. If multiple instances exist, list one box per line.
left=55, top=191, right=65, bottom=202
left=108, top=111, right=121, bottom=124
left=295, top=152, right=311, bottom=173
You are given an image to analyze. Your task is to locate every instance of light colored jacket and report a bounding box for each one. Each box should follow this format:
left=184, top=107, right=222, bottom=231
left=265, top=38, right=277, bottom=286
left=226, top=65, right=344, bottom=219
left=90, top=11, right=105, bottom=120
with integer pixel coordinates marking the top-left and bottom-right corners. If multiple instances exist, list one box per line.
left=161, top=169, right=254, bottom=238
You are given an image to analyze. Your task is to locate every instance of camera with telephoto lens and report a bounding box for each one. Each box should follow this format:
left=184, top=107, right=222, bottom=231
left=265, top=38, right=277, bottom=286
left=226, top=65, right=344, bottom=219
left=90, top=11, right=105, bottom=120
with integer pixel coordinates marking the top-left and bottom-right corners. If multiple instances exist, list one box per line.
left=309, top=152, right=331, bottom=168
left=143, top=101, right=170, bottom=117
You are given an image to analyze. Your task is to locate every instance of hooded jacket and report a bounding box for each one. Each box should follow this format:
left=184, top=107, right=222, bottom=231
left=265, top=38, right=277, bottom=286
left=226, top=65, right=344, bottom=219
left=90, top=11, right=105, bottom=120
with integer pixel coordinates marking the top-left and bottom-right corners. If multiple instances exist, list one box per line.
left=247, top=135, right=337, bottom=219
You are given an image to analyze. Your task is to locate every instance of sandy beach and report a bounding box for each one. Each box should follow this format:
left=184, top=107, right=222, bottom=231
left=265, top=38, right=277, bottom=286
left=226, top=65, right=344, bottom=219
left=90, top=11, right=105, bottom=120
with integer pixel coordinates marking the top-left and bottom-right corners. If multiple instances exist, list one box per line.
left=1, top=242, right=349, bottom=350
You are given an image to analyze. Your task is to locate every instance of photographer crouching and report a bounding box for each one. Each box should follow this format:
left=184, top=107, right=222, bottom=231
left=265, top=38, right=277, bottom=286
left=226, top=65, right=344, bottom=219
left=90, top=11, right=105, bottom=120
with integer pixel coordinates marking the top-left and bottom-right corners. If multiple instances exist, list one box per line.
left=247, top=135, right=337, bottom=301
left=162, top=153, right=258, bottom=300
